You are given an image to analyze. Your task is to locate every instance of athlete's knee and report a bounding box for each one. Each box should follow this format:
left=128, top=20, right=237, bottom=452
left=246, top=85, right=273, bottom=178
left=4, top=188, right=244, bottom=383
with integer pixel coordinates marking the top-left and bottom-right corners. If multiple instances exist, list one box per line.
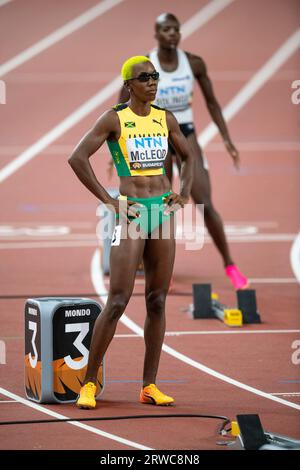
left=193, top=196, right=215, bottom=216
left=191, top=187, right=210, bottom=207
left=107, top=293, right=129, bottom=321
left=203, top=200, right=217, bottom=217
left=146, top=289, right=167, bottom=315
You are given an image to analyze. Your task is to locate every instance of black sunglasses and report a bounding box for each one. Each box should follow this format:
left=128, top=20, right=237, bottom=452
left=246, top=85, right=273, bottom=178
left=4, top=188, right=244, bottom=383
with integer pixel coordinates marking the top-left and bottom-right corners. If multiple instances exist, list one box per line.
left=130, top=71, right=160, bottom=82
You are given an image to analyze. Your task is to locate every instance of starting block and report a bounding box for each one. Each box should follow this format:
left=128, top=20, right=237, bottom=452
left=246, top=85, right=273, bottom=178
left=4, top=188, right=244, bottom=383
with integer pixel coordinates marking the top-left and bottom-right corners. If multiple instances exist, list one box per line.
left=191, top=284, right=261, bottom=326
left=24, top=297, right=105, bottom=403
left=229, top=414, right=300, bottom=450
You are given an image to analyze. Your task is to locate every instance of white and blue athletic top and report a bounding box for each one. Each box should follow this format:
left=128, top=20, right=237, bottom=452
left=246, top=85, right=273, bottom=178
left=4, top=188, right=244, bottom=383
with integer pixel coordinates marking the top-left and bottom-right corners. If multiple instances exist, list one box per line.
left=149, top=48, right=194, bottom=124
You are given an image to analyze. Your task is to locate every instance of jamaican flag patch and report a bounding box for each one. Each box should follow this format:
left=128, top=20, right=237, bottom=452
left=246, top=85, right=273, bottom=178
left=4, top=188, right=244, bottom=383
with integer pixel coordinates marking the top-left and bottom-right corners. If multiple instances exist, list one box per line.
left=125, top=121, right=136, bottom=128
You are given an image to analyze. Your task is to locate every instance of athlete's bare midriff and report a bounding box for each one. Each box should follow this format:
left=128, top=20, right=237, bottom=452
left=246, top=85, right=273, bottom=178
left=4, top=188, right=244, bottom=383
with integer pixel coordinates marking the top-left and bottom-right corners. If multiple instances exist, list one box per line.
left=119, top=174, right=171, bottom=198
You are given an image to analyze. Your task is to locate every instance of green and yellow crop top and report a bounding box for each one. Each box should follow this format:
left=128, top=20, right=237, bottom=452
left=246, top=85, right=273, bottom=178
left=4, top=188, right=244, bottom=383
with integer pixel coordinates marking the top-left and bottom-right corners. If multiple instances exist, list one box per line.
left=107, top=103, right=169, bottom=177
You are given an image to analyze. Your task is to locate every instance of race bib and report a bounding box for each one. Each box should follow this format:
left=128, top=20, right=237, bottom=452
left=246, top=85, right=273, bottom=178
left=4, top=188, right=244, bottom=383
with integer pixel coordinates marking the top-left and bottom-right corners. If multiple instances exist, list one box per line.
left=156, top=84, right=192, bottom=113
left=126, top=136, right=168, bottom=171
left=111, top=225, right=122, bottom=246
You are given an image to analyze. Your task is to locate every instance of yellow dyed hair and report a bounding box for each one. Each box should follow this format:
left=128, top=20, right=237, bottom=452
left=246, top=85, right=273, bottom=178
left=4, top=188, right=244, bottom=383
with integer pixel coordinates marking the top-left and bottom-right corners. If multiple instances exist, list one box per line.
left=121, top=56, right=150, bottom=81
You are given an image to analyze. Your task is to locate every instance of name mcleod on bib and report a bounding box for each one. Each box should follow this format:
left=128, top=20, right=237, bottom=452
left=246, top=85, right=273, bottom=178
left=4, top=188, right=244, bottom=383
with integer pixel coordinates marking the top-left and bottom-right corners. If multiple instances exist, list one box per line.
left=126, top=135, right=168, bottom=170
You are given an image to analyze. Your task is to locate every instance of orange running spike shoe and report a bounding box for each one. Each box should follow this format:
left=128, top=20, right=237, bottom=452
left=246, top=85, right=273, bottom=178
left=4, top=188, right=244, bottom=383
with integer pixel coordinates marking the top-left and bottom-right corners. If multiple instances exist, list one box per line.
left=76, top=382, right=97, bottom=409
left=140, top=384, right=174, bottom=406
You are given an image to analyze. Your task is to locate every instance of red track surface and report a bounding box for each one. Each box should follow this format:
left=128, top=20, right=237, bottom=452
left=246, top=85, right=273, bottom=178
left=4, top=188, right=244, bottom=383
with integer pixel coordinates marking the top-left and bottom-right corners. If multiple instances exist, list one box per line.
left=0, top=0, right=299, bottom=451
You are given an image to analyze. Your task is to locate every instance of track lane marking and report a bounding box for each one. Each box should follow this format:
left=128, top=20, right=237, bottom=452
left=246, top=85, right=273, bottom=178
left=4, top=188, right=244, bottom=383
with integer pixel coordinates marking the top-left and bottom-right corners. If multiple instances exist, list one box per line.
left=0, top=0, right=12, bottom=7
left=290, top=233, right=300, bottom=282
left=113, top=330, right=300, bottom=338
left=271, top=393, right=300, bottom=397
left=249, top=278, right=298, bottom=284
left=0, top=386, right=152, bottom=450
left=163, top=329, right=300, bottom=336
left=0, top=233, right=297, bottom=249
left=198, top=28, right=300, bottom=148
left=91, top=249, right=300, bottom=412
left=180, top=0, right=235, bottom=40
left=0, top=0, right=124, bottom=78
left=1, top=330, right=300, bottom=339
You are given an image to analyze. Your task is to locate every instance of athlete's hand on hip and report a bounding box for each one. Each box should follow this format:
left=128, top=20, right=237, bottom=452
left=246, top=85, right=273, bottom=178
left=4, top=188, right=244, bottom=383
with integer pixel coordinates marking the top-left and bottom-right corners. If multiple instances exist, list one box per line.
left=108, top=198, right=142, bottom=223
left=163, top=192, right=189, bottom=215
left=225, top=140, right=240, bottom=170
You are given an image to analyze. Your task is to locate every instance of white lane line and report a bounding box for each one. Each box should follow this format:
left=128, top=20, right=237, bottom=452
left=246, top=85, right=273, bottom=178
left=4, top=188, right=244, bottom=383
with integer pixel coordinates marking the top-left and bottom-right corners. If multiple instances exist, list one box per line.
left=0, top=233, right=295, bottom=242
left=199, top=28, right=300, bottom=148
left=180, top=0, right=235, bottom=39
left=0, top=221, right=275, bottom=228
left=112, top=278, right=298, bottom=286
left=0, top=387, right=152, bottom=450
left=0, top=0, right=235, bottom=184
left=249, top=278, right=298, bottom=284
left=165, top=330, right=300, bottom=336
left=290, top=232, right=300, bottom=282
left=91, top=249, right=300, bottom=412
left=0, top=233, right=297, bottom=249
left=0, top=222, right=94, bottom=227
left=0, top=0, right=12, bottom=7
left=3, top=328, right=296, bottom=340
left=0, top=241, right=99, bottom=249
left=114, top=330, right=300, bottom=338
left=271, top=393, right=300, bottom=397
left=212, top=234, right=295, bottom=242
left=0, top=75, right=123, bottom=184
left=0, top=0, right=123, bottom=78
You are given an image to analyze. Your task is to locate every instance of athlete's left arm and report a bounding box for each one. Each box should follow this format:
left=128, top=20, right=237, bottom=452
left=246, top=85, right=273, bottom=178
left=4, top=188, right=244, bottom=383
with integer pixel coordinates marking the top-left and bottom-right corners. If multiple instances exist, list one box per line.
left=165, top=111, right=193, bottom=209
left=189, top=53, right=240, bottom=169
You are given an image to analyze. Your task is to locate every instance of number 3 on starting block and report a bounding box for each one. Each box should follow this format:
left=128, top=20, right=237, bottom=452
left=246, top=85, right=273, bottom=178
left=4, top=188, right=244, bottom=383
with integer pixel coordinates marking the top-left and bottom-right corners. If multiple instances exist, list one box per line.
left=24, top=298, right=105, bottom=403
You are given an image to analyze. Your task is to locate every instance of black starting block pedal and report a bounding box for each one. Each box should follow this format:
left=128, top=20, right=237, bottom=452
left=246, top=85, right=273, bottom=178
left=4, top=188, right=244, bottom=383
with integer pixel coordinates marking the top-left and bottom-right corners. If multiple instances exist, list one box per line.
left=237, top=289, right=261, bottom=323
left=236, top=414, right=267, bottom=450
left=231, top=414, right=300, bottom=450
left=192, top=284, right=214, bottom=319
left=191, top=284, right=261, bottom=326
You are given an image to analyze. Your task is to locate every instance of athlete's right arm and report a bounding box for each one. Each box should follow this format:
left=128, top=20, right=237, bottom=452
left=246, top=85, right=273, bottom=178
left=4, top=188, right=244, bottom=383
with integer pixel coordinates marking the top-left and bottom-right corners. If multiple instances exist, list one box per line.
left=68, top=110, right=119, bottom=206
left=106, top=86, right=130, bottom=179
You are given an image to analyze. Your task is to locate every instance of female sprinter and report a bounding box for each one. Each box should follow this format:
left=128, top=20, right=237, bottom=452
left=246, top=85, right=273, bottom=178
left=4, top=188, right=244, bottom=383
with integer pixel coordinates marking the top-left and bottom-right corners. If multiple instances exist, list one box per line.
left=69, top=56, right=193, bottom=409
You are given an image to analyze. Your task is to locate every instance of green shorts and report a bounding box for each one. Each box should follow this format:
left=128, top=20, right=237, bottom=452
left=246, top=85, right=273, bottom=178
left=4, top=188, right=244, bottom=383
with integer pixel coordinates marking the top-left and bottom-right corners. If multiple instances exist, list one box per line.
left=116, top=191, right=173, bottom=236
